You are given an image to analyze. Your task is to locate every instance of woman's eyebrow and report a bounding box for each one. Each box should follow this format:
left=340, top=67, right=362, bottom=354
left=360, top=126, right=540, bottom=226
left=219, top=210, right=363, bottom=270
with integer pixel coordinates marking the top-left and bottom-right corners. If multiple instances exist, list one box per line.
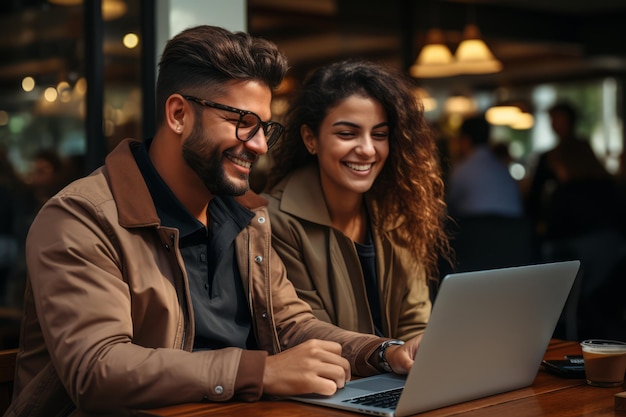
left=331, top=121, right=389, bottom=128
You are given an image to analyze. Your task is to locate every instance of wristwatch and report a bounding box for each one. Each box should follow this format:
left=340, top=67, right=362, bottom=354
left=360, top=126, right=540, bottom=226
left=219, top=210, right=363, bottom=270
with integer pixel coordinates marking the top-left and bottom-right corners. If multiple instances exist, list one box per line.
left=378, top=340, right=405, bottom=373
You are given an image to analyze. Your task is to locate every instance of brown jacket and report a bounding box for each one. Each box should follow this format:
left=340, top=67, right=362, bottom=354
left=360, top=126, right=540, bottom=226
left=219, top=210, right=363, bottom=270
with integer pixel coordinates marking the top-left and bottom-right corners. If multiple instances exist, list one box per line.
left=264, top=164, right=431, bottom=341
left=5, top=140, right=383, bottom=417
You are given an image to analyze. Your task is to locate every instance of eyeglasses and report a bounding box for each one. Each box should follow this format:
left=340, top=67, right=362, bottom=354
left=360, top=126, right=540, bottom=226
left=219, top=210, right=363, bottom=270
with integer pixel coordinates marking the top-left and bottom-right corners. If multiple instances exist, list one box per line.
left=182, top=95, right=284, bottom=149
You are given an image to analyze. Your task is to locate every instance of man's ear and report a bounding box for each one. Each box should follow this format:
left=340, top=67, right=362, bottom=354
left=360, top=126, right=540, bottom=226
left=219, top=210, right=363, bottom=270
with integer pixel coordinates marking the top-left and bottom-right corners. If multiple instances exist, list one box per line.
left=165, top=94, right=189, bottom=135
left=300, top=125, right=317, bottom=155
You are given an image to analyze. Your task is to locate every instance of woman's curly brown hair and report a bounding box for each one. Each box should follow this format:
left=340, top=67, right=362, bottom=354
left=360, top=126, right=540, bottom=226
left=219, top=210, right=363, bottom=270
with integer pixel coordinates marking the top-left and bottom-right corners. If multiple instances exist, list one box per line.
left=266, top=60, right=450, bottom=281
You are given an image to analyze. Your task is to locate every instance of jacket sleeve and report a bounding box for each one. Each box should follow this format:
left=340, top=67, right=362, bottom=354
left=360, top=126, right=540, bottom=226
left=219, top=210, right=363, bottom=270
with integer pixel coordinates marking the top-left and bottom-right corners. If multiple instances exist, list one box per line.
left=25, top=193, right=261, bottom=413
left=264, top=236, right=383, bottom=377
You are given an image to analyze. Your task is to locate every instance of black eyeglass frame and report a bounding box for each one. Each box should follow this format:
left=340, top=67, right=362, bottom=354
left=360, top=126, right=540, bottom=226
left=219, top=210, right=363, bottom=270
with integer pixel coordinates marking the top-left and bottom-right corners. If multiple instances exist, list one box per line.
left=181, top=94, right=284, bottom=148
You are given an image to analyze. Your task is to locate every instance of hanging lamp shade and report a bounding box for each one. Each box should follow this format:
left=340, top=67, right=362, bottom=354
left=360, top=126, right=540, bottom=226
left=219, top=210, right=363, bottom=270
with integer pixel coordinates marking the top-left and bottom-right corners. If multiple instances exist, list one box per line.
left=410, top=28, right=458, bottom=78
left=486, top=101, right=534, bottom=129
left=485, top=105, right=521, bottom=125
left=454, top=24, right=502, bottom=74
left=510, top=112, right=534, bottom=130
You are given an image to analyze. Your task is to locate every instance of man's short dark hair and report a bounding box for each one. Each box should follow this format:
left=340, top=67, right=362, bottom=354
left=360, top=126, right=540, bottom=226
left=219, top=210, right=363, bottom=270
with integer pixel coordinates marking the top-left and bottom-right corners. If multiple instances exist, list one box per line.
left=155, top=25, right=288, bottom=126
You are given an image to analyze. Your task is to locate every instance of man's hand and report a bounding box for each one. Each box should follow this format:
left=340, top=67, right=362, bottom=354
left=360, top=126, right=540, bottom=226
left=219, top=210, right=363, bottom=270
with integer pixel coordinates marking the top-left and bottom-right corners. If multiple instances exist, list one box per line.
left=385, top=333, right=423, bottom=374
left=263, top=339, right=351, bottom=396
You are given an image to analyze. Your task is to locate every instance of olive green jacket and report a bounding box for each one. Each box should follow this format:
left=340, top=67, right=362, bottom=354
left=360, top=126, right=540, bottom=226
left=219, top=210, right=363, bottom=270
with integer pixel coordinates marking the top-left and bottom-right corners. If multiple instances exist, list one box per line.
left=264, top=164, right=431, bottom=341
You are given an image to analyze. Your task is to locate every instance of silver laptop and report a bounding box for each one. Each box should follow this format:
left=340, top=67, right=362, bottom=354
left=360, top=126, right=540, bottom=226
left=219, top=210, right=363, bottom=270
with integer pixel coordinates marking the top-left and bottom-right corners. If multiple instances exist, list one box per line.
left=290, top=260, right=580, bottom=417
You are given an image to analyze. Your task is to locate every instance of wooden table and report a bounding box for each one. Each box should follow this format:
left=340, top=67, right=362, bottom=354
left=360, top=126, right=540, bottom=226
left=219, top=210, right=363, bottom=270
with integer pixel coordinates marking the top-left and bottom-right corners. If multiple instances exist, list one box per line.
left=138, top=339, right=625, bottom=417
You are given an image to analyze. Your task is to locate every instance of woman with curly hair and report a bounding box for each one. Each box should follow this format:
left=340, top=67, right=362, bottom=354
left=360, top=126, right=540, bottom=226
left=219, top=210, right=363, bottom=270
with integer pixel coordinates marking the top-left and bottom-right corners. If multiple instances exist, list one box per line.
left=263, top=60, right=450, bottom=341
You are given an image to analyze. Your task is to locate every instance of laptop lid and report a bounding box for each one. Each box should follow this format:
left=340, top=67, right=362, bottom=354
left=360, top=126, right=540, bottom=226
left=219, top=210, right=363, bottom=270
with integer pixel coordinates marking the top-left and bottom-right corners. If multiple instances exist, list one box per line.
left=291, top=260, right=581, bottom=417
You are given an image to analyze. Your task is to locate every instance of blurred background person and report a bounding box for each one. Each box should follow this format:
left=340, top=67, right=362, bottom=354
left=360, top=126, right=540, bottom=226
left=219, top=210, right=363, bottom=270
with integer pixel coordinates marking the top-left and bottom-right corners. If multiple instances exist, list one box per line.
left=446, top=113, right=523, bottom=219
left=526, top=101, right=626, bottom=341
left=27, top=148, right=65, bottom=210
left=0, top=185, right=17, bottom=302
left=0, top=146, right=24, bottom=348
left=524, top=101, right=610, bottom=241
left=0, top=146, right=26, bottom=298
left=443, top=114, right=534, bottom=274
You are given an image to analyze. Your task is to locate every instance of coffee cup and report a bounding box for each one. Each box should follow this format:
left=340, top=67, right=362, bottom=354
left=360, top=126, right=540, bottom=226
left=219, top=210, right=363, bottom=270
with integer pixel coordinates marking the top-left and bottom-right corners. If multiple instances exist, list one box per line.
left=580, top=339, right=626, bottom=387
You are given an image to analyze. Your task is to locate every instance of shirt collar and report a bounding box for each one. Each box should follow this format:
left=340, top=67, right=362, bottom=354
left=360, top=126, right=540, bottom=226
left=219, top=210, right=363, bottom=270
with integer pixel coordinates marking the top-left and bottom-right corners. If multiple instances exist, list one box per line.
left=132, top=139, right=204, bottom=238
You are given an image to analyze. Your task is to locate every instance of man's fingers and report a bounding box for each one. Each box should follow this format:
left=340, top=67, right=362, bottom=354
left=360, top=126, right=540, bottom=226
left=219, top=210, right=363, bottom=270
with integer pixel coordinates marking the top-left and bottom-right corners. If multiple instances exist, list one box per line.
left=263, top=339, right=352, bottom=396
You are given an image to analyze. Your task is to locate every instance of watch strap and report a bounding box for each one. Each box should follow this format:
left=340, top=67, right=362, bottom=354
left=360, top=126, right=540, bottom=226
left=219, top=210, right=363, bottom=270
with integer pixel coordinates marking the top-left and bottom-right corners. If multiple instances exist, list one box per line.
left=378, top=339, right=405, bottom=373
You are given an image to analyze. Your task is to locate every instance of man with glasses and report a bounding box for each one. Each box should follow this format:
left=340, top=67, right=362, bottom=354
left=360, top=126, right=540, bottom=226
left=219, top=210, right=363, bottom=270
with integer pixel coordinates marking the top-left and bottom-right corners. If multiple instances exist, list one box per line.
left=7, top=25, right=421, bottom=416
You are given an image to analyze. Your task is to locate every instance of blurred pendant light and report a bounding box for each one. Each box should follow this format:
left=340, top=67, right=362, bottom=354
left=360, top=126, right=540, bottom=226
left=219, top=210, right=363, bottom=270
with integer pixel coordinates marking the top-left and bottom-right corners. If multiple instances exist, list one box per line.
left=444, top=93, right=477, bottom=116
left=48, top=0, right=127, bottom=20
left=413, top=87, right=437, bottom=112
left=486, top=98, right=534, bottom=129
left=486, top=105, right=521, bottom=125
left=410, top=28, right=457, bottom=78
left=510, top=112, right=534, bottom=130
left=454, top=24, right=502, bottom=74
left=101, top=0, right=127, bottom=20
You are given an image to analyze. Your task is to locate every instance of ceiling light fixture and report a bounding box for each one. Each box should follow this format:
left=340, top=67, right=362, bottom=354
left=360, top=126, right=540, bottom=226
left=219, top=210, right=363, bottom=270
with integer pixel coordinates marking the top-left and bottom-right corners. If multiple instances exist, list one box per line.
left=410, top=3, right=503, bottom=79
left=413, top=87, right=437, bottom=112
left=444, top=94, right=477, bottom=116
left=48, top=0, right=127, bottom=20
left=409, top=28, right=457, bottom=78
left=486, top=102, right=534, bottom=129
left=485, top=105, right=521, bottom=125
left=454, top=24, right=502, bottom=75
left=101, top=0, right=127, bottom=20
left=510, top=112, right=534, bottom=130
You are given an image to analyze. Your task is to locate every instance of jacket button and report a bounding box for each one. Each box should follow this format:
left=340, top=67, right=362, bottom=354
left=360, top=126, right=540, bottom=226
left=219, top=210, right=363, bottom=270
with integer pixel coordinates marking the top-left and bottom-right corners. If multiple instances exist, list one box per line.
left=255, top=255, right=263, bottom=263
left=261, top=312, right=267, bottom=318
left=258, top=216, right=266, bottom=223
left=214, top=385, right=224, bottom=394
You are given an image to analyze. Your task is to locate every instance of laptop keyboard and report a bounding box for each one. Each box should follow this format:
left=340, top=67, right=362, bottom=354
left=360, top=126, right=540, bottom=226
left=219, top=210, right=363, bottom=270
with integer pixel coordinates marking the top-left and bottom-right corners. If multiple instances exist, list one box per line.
left=342, top=387, right=403, bottom=409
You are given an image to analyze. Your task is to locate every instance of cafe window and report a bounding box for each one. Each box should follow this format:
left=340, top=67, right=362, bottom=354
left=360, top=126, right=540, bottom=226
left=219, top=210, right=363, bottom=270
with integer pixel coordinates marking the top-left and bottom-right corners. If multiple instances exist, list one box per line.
left=0, top=0, right=142, bottom=179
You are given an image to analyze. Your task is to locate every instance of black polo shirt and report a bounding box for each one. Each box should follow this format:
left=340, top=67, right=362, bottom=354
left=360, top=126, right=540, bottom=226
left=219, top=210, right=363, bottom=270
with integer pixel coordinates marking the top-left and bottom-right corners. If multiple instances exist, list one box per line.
left=132, top=140, right=257, bottom=350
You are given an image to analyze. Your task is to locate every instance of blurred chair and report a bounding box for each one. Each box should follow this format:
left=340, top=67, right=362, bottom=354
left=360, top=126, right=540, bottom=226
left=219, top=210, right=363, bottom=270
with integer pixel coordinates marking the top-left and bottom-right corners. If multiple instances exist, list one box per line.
left=543, top=228, right=626, bottom=341
left=444, top=215, right=537, bottom=274
left=0, top=308, right=20, bottom=349
left=0, top=348, right=17, bottom=414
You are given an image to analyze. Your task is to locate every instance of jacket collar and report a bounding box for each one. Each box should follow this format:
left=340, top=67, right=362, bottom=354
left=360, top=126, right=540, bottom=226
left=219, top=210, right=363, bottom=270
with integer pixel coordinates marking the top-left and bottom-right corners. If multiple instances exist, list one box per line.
left=279, top=164, right=332, bottom=226
left=105, top=139, right=268, bottom=229
left=277, top=163, right=402, bottom=233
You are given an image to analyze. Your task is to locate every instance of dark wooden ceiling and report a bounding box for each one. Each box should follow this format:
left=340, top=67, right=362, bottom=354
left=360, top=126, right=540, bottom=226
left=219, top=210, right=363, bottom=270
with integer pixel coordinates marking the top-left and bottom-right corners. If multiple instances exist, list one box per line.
left=248, top=0, right=626, bottom=91
left=2, top=0, right=626, bottom=110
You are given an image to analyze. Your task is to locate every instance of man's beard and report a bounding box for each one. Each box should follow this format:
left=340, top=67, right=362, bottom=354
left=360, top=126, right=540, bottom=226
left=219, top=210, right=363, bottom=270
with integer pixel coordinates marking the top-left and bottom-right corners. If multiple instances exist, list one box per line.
left=182, top=122, right=253, bottom=196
